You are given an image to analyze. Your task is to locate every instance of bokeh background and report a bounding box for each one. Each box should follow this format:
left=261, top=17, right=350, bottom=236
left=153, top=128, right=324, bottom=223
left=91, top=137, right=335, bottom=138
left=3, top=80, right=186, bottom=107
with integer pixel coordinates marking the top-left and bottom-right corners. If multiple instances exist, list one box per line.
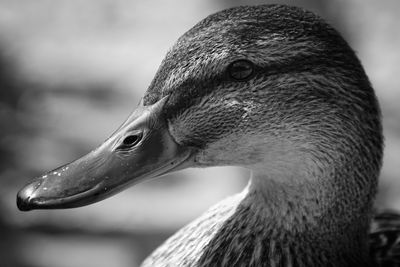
left=0, top=0, right=399, bottom=266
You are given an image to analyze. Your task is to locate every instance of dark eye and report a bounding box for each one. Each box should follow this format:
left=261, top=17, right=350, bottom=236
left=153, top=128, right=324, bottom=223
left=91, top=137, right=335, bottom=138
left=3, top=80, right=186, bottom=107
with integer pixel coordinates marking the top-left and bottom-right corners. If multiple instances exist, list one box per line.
left=228, top=60, right=254, bottom=81
left=120, top=133, right=142, bottom=148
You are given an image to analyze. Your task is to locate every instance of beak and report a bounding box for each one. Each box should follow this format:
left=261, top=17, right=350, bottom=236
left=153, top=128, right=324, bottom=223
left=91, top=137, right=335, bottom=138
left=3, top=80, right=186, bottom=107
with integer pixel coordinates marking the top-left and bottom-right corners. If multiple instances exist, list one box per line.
left=17, top=97, right=194, bottom=211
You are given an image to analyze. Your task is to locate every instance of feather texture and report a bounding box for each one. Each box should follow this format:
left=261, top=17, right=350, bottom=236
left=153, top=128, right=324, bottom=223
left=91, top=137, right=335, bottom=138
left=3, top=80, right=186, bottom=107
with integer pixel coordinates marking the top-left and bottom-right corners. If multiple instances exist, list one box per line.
left=138, top=4, right=392, bottom=266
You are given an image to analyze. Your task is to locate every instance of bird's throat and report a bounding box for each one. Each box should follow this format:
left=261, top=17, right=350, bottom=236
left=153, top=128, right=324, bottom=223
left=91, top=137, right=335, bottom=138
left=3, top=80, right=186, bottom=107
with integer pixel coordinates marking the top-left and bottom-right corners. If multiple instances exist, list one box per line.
left=233, top=172, right=374, bottom=266
left=195, top=175, right=373, bottom=266
left=144, top=172, right=374, bottom=266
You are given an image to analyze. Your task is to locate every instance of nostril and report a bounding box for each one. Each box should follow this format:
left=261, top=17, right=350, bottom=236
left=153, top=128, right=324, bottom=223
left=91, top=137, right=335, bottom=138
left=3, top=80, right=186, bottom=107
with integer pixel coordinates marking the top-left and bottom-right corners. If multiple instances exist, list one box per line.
left=120, top=133, right=143, bottom=148
left=123, top=135, right=139, bottom=145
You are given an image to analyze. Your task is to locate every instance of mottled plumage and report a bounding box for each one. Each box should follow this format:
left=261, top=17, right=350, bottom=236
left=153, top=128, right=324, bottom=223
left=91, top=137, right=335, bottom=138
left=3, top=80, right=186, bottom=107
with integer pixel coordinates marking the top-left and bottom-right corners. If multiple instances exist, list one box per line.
left=140, top=4, right=390, bottom=266
left=16, top=4, right=400, bottom=267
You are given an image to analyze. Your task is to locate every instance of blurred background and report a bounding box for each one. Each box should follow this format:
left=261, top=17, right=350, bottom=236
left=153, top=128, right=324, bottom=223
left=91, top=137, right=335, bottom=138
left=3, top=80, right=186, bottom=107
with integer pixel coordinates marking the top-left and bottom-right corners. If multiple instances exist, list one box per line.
left=0, top=0, right=399, bottom=266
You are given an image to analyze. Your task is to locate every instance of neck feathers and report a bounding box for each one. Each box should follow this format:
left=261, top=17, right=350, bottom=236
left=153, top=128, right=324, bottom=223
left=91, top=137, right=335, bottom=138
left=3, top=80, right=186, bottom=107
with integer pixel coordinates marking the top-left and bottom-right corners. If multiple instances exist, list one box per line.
left=197, top=180, right=373, bottom=266
left=143, top=176, right=374, bottom=266
left=141, top=190, right=248, bottom=267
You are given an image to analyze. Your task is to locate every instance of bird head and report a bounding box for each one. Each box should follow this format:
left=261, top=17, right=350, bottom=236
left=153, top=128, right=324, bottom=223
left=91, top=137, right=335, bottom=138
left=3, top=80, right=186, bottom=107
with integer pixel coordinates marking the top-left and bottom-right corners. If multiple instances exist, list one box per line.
left=17, top=5, right=382, bottom=211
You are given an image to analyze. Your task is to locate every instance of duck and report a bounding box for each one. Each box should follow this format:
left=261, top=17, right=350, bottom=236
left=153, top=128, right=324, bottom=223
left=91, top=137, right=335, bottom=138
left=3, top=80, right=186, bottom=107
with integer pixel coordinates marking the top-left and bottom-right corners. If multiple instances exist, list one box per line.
left=16, top=4, right=400, bottom=266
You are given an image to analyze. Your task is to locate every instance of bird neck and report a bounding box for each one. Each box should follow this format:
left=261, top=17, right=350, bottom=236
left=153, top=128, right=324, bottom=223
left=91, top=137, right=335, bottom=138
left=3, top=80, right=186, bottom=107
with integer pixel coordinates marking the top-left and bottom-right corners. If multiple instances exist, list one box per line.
left=243, top=169, right=374, bottom=265
left=196, top=171, right=374, bottom=266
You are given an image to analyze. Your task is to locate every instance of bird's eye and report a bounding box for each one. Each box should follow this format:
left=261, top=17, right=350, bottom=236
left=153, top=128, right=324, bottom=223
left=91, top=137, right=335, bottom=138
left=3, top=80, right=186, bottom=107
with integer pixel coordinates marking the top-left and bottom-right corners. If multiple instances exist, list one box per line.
left=119, top=133, right=142, bottom=149
left=228, top=60, right=254, bottom=81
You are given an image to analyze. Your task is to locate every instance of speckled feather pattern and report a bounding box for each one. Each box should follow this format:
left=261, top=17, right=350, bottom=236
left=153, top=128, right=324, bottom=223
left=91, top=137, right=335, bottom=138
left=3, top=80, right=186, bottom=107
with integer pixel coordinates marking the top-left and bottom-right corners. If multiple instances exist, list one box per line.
left=141, top=189, right=248, bottom=266
left=138, top=4, right=388, bottom=267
